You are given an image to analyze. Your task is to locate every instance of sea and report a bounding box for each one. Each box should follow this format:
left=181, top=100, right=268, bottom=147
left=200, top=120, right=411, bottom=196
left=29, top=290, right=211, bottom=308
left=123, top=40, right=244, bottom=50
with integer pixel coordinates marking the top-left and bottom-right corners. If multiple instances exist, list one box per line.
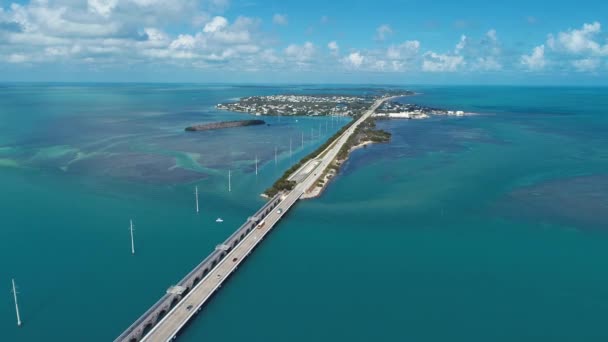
left=1, top=84, right=607, bottom=342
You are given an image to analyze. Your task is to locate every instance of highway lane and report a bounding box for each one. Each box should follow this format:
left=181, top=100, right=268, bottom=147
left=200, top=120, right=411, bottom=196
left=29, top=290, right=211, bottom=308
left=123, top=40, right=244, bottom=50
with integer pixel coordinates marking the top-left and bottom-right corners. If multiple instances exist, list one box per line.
left=137, top=96, right=394, bottom=341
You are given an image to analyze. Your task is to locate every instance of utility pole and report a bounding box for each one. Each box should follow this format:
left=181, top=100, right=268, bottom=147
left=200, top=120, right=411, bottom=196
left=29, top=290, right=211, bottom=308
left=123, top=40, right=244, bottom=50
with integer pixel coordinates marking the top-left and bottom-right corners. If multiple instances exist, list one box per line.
left=129, top=219, right=135, bottom=255
left=12, top=279, right=21, bottom=327
left=228, top=169, right=232, bottom=192
left=195, top=186, right=199, bottom=213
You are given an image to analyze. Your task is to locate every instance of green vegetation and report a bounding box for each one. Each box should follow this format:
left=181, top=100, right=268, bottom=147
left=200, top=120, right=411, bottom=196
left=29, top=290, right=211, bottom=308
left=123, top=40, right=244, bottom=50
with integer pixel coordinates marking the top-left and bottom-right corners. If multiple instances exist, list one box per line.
left=336, top=117, right=391, bottom=160
left=263, top=108, right=392, bottom=198
left=263, top=115, right=360, bottom=197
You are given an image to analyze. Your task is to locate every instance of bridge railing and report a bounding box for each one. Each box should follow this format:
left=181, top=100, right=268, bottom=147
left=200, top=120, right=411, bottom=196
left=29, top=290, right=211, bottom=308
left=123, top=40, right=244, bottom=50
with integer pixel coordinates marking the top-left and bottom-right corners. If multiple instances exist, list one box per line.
left=115, top=193, right=282, bottom=342
left=114, top=293, right=173, bottom=342
left=177, top=193, right=281, bottom=287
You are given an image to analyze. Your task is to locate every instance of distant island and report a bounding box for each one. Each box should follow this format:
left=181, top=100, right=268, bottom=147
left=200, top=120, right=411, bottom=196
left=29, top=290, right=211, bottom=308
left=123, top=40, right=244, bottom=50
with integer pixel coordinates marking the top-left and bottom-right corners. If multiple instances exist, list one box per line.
left=185, top=119, right=266, bottom=132
left=216, top=92, right=414, bottom=117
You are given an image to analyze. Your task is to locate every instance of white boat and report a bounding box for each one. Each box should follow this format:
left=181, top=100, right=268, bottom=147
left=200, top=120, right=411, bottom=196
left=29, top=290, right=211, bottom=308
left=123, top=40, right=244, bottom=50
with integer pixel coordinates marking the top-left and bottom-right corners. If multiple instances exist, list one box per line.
left=215, top=218, right=224, bottom=223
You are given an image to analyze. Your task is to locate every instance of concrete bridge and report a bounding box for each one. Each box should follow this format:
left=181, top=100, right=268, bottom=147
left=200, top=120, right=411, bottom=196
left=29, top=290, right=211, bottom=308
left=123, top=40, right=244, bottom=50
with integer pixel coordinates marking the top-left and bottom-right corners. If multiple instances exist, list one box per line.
left=114, top=194, right=282, bottom=342
left=114, top=96, right=392, bottom=342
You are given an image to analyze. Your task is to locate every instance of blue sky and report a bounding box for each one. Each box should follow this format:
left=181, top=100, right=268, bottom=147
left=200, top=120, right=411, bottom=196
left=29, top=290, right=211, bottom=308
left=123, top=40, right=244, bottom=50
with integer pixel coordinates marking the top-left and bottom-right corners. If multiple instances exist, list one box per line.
left=1, top=0, right=607, bottom=84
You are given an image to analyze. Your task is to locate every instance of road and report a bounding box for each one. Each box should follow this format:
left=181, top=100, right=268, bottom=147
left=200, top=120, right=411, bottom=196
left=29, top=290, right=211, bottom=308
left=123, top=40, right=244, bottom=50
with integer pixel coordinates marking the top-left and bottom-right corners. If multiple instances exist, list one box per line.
left=139, top=96, right=392, bottom=341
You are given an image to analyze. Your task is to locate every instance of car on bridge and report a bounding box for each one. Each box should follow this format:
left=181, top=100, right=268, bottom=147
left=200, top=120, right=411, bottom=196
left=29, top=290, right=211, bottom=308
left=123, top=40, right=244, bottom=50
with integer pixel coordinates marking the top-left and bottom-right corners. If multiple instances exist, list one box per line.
left=276, top=208, right=283, bottom=214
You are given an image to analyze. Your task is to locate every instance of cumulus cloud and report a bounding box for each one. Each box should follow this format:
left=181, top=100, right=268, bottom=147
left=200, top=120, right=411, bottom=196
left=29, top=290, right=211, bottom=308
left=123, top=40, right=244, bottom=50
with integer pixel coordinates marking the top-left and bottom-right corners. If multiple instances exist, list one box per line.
left=169, top=34, right=196, bottom=50
left=342, top=51, right=364, bottom=68
left=475, top=56, right=502, bottom=71
left=422, top=52, right=464, bottom=72
left=486, top=29, right=497, bottom=42
left=284, top=42, right=315, bottom=66
left=0, top=0, right=293, bottom=72
left=572, top=58, right=600, bottom=72
left=521, top=45, right=546, bottom=70
left=328, top=41, right=339, bottom=56
left=548, top=22, right=608, bottom=56
left=455, top=35, right=467, bottom=53
left=88, top=0, right=119, bottom=17
left=375, top=24, right=392, bottom=41
left=204, top=16, right=229, bottom=33
left=334, top=39, right=421, bottom=72
left=387, top=40, right=420, bottom=60
left=6, top=53, right=29, bottom=63
left=272, top=14, right=288, bottom=26
left=2, top=2, right=607, bottom=77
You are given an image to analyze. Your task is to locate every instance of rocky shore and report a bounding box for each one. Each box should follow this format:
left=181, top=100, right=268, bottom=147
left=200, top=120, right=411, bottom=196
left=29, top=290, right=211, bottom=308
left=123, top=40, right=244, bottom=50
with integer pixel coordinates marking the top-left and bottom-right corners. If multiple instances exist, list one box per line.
left=185, top=120, right=265, bottom=132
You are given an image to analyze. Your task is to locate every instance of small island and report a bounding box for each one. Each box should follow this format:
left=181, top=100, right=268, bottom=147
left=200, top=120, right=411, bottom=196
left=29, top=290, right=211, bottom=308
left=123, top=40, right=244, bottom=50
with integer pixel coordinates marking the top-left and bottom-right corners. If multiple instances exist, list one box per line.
left=185, top=119, right=266, bottom=132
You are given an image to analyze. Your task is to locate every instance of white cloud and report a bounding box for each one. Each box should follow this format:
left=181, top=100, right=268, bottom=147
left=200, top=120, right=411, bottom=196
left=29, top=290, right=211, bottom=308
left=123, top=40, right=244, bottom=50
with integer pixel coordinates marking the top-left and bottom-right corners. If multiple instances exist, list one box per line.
left=342, top=51, right=364, bottom=68
left=328, top=41, right=339, bottom=56
left=572, top=58, right=600, bottom=72
left=88, top=0, right=118, bottom=17
left=375, top=24, right=392, bottom=41
left=169, top=34, right=196, bottom=50
left=549, top=22, right=608, bottom=55
left=521, top=45, right=546, bottom=70
left=2, top=2, right=607, bottom=77
left=203, top=16, right=228, bottom=33
left=272, top=14, right=288, bottom=26
left=486, top=29, right=498, bottom=42
left=422, top=52, right=464, bottom=72
left=6, top=53, right=28, bottom=63
left=474, top=56, right=502, bottom=71
left=455, top=35, right=467, bottom=53
left=285, top=42, right=315, bottom=66
left=387, top=40, right=420, bottom=60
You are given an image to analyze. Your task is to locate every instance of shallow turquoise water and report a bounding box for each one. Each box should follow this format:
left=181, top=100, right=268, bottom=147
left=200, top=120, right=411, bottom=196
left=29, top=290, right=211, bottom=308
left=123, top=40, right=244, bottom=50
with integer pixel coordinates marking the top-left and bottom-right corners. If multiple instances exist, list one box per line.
left=1, top=85, right=608, bottom=341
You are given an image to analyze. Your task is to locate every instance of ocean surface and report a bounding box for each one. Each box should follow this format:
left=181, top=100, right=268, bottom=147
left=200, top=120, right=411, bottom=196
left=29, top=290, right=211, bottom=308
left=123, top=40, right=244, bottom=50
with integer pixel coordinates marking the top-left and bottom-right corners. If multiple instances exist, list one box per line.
left=1, top=84, right=607, bottom=341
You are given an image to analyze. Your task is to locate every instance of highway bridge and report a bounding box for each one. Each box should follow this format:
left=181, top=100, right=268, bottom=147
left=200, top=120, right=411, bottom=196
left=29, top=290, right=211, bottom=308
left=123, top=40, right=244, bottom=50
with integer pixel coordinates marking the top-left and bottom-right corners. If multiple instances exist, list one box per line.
left=114, top=96, right=392, bottom=342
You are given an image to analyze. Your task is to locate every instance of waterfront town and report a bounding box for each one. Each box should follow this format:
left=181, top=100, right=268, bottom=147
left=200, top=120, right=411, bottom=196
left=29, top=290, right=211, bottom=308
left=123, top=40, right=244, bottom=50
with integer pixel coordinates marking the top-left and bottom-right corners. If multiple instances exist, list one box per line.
left=217, top=94, right=468, bottom=120
left=216, top=95, right=373, bottom=117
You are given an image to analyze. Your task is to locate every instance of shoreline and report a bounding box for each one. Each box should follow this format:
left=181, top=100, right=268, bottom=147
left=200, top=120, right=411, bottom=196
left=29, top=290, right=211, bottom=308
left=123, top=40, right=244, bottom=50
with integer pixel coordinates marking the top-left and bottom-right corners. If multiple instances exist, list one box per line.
left=300, top=139, right=378, bottom=199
